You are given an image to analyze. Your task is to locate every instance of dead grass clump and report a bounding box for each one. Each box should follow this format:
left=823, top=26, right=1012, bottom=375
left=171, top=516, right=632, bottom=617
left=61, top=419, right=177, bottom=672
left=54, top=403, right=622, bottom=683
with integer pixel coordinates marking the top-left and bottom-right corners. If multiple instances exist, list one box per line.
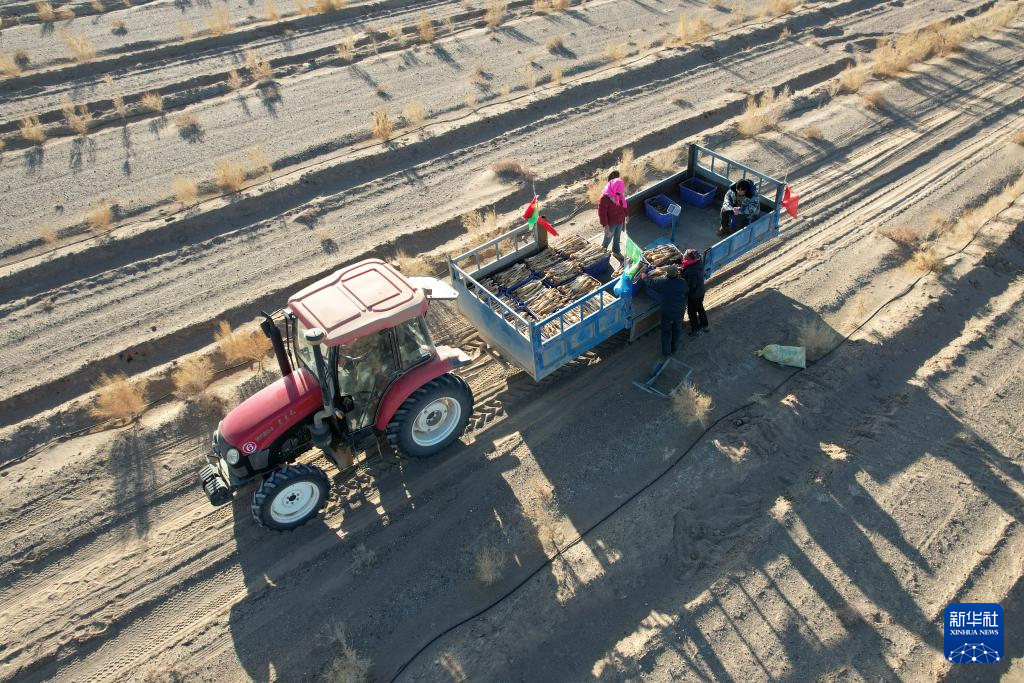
left=837, top=64, right=869, bottom=93
left=227, top=69, right=244, bottom=90
left=141, top=91, right=163, bottom=113
left=462, top=208, right=498, bottom=238
left=244, top=49, right=273, bottom=82
left=651, top=148, right=679, bottom=173
left=173, top=176, right=199, bottom=204
left=417, top=12, right=435, bottom=42
left=176, top=19, right=194, bottom=41
left=62, top=99, right=92, bottom=135
left=735, top=86, right=790, bottom=138
left=861, top=90, right=886, bottom=110
left=672, top=383, right=713, bottom=427
left=173, top=356, right=213, bottom=397
left=586, top=179, right=604, bottom=206
left=878, top=225, right=919, bottom=247
left=215, top=320, right=271, bottom=365
left=491, top=160, right=536, bottom=183
left=35, top=2, right=56, bottom=21
left=605, top=42, right=627, bottom=64
left=795, top=319, right=837, bottom=359
left=762, top=0, right=797, bottom=18
left=545, top=34, right=564, bottom=52
left=533, top=0, right=551, bottom=11
left=203, top=5, right=231, bottom=35
left=335, top=30, right=357, bottom=61
left=871, top=31, right=933, bottom=78
left=550, top=63, right=563, bottom=85
left=111, top=19, right=128, bottom=35
left=372, top=106, right=393, bottom=141
left=91, top=372, right=147, bottom=423
left=402, top=100, right=427, bottom=127
left=20, top=114, right=46, bottom=144
left=57, top=5, right=75, bottom=19
left=552, top=0, right=569, bottom=8
left=674, top=12, right=712, bottom=45
left=908, top=246, right=943, bottom=274
left=40, top=225, right=57, bottom=243
left=215, top=159, right=246, bottom=192
left=799, top=126, right=824, bottom=140
left=60, top=30, right=97, bottom=63
left=0, top=51, right=23, bottom=77
left=521, top=64, right=538, bottom=90
left=90, top=0, right=105, bottom=10
left=474, top=545, right=508, bottom=585
left=88, top=200, right=114, bottom=230
left=323, top=626, right=371, bottom=683
left=103, top=74, right=127, bottom=117
left=465, top=91, right=477, bottom=109
left=1010, top=130, right=1024, bottom=146
left=484, top=0, right=507, bottom=29
left=245, top=146, right=272, bottom=177
left=174, top=112, right=200, bottom=130
left=617, top=147, right=646, bottom=187
left=264, top=0, right=280, bottom=22
left=394, top=249, right=433, bottom=276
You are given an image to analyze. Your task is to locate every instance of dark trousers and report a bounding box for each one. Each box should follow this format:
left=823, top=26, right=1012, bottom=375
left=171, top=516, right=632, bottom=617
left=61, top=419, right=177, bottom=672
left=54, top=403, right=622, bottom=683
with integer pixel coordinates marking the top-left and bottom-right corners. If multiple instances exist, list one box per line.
left=719, top=210, right=750, bottom=234
left=687, top=296, right=708, bottom=333
left=661, top=316, right=682, bottom=357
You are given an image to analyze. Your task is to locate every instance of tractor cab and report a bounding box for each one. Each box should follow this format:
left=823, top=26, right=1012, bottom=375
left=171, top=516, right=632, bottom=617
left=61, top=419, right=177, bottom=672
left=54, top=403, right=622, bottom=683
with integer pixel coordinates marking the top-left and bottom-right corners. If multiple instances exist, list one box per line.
left=200, top=259, right=473, bottom=531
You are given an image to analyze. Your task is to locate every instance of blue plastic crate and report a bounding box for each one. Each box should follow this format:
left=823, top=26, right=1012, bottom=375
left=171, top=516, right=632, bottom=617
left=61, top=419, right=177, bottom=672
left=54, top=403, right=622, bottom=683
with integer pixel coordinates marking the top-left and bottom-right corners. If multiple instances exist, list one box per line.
left=581, top=255, right=612, bottom=279
left=678, top=177, right=718, bottom=208
left=644, top=195, right=680, bottom=231
left=502, top=272, right=540, bottom=296
left=545, top=272, right=579, bottom=288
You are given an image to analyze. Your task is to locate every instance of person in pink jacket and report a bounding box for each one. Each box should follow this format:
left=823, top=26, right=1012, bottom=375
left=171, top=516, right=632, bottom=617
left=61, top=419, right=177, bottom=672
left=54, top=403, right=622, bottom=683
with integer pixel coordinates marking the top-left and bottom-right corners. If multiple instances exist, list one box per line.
left=598, top=172, right=629, bottom=262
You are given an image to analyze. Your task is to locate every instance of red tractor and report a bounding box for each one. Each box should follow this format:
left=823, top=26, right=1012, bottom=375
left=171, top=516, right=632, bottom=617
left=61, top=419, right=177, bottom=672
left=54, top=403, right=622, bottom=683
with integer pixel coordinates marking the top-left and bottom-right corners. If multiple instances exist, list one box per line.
left=199, top=259, right=474, bottom=530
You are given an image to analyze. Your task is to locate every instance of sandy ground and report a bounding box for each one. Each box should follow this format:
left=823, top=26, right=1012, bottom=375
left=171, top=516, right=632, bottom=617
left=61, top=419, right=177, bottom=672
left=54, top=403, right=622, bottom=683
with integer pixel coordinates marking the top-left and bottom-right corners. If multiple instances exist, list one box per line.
left=1, top=0, right=1023, bottom=681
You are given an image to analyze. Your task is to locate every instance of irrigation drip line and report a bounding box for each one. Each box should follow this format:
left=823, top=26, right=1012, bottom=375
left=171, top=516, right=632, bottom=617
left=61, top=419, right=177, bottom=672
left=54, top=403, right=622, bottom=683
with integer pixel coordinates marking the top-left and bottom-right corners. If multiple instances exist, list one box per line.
left=386, top=194, right=1007, bottom=681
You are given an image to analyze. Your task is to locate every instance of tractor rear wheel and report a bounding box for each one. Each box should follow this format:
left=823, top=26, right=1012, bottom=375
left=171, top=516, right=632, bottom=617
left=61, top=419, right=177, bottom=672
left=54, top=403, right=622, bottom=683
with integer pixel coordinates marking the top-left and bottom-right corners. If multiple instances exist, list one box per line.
left=251, top=463, right=329, bottom=531
left=386, top=374, right=472, bottom=459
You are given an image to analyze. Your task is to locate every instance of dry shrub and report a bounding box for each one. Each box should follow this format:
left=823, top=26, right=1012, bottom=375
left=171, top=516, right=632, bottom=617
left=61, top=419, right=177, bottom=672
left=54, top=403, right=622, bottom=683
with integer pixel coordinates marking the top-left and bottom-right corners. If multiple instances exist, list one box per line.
left=799, top=126, right=824, bottom=140
left=617, top=147, right=646, bottom=187
left=173, top=356, right=213, bottom=397
left=60, top=29, right=97, bottom=63
left=491, top=160, right=536, bottom=183
left=264, top=0, right=280, bottom=22
left=533, top=0, right=551, bottom=11
left=394, top=249, right=433, bottom=276
left=111, top=19, right=128, bottom=35
left=838, top=63, right=869, bottom=93
left=91, top=0, right=104, bottom=9
left=40, top=225, right=57, bottom=243
left=605, top=42, right=627, bottom=64
left=1012, top=131, right=1024, bottom=146
left=244, top=49, right=273, bottom=82
left=586, top=179, right=604, bottom=206
left=484, top=0, right=507, bottom=29
left=103, top=74, right=127, bottom=117
left=215, top=159, right=246, bottom=191
left=173, top=176, right=199, bottom=204
left=861, top=90, right=886, bottom=110
left=245, top=146, right=272, bottom=177
left=736, top=86, right=790, bottom=138
left=57, top=5, right=74, bottom=19
left=91, top=372, right=147, bottom=423
left=674, top=12, right=712, bottom=45
left=469, top=63, right=485, bottom=86
left=372, top=106, right=393, bottom=141
left=552, top=0, right=569, bottom=9
left=141, top=91, right=163, bottom=113
left=795, top=319, right=837, bottom=359
left=0, top=51, right=23, bottom=77
left=462, top=208, right=498, bottom=238
left=203, top=5, right=231, bottom=35
left=35, top=2, right=56, bottom=21
left=417, top=12, right=435, bottom=42
left=174, top=112, right=200, bottom=130
left=500, top=84, right=511, bottom=97
left=294, top=0, right=314, bottom=15
left=323, top=626, right=371, bottom=683
left=442, top=16, right=454, bottom=35
left=520, top=64, right=538, bottom=90
left=474, top=545, right=507, bottom=585
left=402, top=101, right=427, bottom=128
left=215, top=320, right=271, bottom=365
left=88, top=200, right=114, bottom=230
left=672, top=383, right=713, bottom=427
left=336, top=30, right=357, bottom=61
left=762, top=0, right=797, bottom=18
left=20, top=114, right=46, bottom=144
left=878, top=224, right=920, bottom=247
left=778, top=27, right=791, bottom=40
left=651, top=148, right=679, bottom=173
left=62, top=99, right=92, bottom=135
left=227, top=69, right=244, bottom=90
left=385, top=23, right=404, bottom=47
left=545, top=34, right=564, bottom=52
left=175, top=19, right=194, bottom=41
left=908, top=246, right=943, bottom=274
left=550, top=63, right=563, bottom=85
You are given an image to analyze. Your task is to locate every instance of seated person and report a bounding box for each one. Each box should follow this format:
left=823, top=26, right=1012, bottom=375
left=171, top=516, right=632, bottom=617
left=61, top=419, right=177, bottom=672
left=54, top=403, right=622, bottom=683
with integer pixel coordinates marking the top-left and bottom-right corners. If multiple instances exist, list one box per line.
left=719, top=178, right=760, bottom=235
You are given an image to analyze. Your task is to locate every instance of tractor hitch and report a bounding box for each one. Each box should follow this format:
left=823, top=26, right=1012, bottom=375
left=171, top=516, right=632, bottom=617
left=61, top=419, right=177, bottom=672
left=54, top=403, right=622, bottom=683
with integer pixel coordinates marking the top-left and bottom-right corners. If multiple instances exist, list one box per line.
left=199, top=464, right=234, bottom=506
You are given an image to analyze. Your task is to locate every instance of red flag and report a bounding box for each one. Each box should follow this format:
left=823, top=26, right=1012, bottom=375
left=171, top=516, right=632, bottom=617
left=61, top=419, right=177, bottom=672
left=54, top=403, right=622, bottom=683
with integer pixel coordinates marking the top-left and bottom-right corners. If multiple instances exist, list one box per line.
left=537, top=216, right=558, bottom=236
left=522, top=196, right=538, bottom=222
left=782, top=185, right=799, bottom=218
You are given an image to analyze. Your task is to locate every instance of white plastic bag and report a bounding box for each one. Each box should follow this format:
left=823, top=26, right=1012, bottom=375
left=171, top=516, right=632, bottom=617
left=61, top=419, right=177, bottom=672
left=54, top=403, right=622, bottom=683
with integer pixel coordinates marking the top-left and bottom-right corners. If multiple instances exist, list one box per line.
left=757, top=344, right=806, bottom=369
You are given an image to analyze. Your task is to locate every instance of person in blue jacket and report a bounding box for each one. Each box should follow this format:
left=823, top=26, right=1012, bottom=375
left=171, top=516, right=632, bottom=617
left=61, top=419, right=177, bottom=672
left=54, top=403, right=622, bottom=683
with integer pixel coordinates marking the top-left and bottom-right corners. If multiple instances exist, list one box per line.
left=641, top=265, right=689, bottom=365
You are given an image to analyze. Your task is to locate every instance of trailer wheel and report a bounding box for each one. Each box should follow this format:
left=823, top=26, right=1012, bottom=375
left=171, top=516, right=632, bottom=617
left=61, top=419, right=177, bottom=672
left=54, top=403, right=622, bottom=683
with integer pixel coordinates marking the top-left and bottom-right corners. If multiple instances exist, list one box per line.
left=251, top=463, right=329, bottom=531
left=386, top=374, right=472, bottom=459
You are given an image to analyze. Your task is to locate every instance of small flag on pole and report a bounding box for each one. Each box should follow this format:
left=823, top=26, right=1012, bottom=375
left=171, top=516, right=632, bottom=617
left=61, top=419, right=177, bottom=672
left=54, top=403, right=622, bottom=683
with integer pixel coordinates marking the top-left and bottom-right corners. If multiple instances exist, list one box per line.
left=523, top=196, right=538, bottom=224
left=537, top=216, right=558, bottom=236
left=782, top=185, right=799, bottom=218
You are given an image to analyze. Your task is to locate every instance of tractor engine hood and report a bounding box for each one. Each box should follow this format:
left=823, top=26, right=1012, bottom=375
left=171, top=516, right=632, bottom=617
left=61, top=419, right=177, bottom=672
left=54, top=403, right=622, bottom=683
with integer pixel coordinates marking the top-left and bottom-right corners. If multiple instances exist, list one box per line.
left=220, top=368, right=323, bottom=455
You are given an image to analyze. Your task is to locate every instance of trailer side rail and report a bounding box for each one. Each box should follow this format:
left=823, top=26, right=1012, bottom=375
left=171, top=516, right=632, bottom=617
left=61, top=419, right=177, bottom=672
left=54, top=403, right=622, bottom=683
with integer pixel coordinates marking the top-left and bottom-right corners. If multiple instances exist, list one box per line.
left=533, top=279, right=628, bottom=380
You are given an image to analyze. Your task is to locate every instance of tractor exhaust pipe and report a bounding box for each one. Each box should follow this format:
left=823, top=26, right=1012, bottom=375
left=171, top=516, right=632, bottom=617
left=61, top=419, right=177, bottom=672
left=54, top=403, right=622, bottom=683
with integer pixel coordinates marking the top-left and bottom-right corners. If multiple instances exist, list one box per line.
left=260, top=311, right=292, bottom=378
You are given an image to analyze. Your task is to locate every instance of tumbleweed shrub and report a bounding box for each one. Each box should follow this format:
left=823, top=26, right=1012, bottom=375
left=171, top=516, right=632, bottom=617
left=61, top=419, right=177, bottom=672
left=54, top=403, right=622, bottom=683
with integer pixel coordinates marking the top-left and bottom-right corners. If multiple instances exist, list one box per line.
left=35, top=1, right=56, bottom=21
left=761, top=0, right=797, bottom=18
left=172, top=356, right=213, bottom=397
left=417, top=12, right=435, bottom=42
left=461, top=208, right=498, bottom=239
left=264, top=0, right=280, bottom=22
left=245, top=146, right=272, bottom=177
left=88, top=200, right=114, bottom=230
left=394, top=249, right=433, bottom=276
left=617, top=147, right=647, bottom=187
left=674, top=11, right=712, bottom=45
left=336, top=30, right=357, bottom=61
left=215, top=320, right=271, bottom=365
left=173, top=176, right=199, bottom=204
left=20, top=114, right=46, bottom=144
left=837, top=63, right=869, bottom=93
left=226, top=69, right=244, bottom=90
left=244, top=49, right=273, bottom=82
left=1011, top=130, right=1024, bottom=146
left=545, top=34, right=564, bottom=52
left=604, top=42, right=627, bottom=63
left=372, top=106, right=393, bottom=141
left=799, top=126, right=824, bottom=140
left=141, top=91, right=163, bottom=113
left=323, top=626, right=371, bottom=683
left=474, top=544, right=508, bottom=585
left=908, top=246, right=944, bottom=274
left=795, top=319, right=838, bottom=359
left=402, top=100, right=426, bottom=127
left=203, top=5, right=231, bottom=35
left=735, top=86, right=791, bottom=138
left=62, top=99, right=91, bottom=135
left=878, top=225, right=920, bottom=247
left=0, top=51, right=23, bottom=77
left=484, top=0, right=507, bottom=28
left=214, top=159, right=246, bottom=191
left=60, top=29, right=97, bottom=63
left=672, top=383, right=713, bottom=427
left=491, top=160, right=536, bottom=183
left=90, top=372, right=147, bottom=423
left=551, top=0, right=569, bottom=9
left=586, top=179, right=605, bottom=206
left=550, top=63, right=563, bottom=85
left=861, top=90, right=887, bottom=110
left=651, top=148, right=679, bottom=173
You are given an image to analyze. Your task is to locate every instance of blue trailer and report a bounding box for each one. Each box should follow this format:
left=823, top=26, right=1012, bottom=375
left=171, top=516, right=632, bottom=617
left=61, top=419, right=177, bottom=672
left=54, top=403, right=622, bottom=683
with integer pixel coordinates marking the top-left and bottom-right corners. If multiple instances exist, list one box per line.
left=447, top=145, right=786, bottom=381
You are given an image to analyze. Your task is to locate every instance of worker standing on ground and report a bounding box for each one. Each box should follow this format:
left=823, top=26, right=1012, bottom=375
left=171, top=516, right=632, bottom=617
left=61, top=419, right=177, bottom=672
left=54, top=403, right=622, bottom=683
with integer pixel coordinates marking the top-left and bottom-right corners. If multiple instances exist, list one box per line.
left=641, top=265, right=689, bottom=368
left=681, top=248, right=708, bottom=336
left=599, top=171, right=629, bottom=263
left=719, top=178, right=760, bottom=236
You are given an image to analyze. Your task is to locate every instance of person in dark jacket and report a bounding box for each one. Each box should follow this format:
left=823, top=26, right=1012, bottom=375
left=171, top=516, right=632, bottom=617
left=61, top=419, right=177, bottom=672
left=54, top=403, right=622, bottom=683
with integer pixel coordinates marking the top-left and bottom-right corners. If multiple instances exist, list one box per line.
left=641, top=264, right=689, bottom=363
left=681, top=248, right=708, bottom=335
left=598, top=173, right=629, bottom=262
left=719, top=178, right=760, bottom=236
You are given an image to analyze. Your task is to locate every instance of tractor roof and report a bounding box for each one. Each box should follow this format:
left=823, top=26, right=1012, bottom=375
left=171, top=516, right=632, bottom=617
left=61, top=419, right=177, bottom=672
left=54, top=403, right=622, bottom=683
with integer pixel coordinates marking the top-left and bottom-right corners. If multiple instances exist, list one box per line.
left=289, top=259, right=427, bottom=347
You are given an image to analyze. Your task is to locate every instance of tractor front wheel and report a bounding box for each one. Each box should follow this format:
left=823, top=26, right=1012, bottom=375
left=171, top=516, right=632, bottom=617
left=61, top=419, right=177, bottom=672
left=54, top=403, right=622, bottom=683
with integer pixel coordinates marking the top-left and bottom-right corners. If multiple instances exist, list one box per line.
left=386, top=374, right=472, bottom=459
left=251, top=463, right=329, bottom=531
